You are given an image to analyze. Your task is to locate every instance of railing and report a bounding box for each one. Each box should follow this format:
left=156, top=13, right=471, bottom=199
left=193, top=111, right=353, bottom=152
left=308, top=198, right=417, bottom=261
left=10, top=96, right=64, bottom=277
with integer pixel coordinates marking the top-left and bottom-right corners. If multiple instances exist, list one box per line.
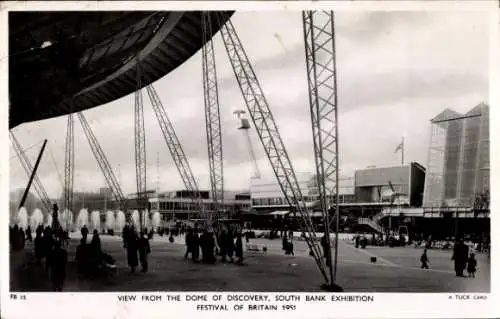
left=358, top=217, right=384, bottom=234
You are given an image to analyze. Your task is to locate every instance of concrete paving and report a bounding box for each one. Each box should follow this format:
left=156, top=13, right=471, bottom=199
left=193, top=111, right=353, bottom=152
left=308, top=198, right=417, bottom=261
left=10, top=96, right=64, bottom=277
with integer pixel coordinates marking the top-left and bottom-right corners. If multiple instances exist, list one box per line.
left=10, top=235, right=490, bottom=292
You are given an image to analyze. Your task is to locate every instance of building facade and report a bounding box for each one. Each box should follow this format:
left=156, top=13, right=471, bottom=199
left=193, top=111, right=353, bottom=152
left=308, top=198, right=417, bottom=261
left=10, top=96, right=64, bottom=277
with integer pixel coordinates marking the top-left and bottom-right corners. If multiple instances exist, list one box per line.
left=423, top=103, right=490, bottom=208
left=250, top=172, right=355, bottom=214
left=149, top=190, right=251, bottom=220
left=354, top=162, right=426, bottom=207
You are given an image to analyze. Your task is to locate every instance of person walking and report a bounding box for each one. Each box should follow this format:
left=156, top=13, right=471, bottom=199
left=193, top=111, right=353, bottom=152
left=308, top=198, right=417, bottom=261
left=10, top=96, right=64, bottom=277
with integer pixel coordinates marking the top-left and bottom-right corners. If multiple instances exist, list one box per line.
left=420, top=248, right=429, bottom=269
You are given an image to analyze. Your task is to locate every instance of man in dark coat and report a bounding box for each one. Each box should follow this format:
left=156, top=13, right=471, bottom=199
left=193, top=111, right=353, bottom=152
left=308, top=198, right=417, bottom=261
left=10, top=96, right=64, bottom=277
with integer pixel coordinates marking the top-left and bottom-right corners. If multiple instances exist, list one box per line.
left=81, top=225, right=89, bottom=241
left=19, top=228, right=26, bottom=250
left=218, top=229, right=227, bottom=261
left=192, top=232, right=200, bottom=262
left=90, top=230, right=102, bottom=268
left=282, top=234, right=289, bottom=254
left=184, top=228, right=194, bottom=260
left=207, top=231, right=216, bottom=263
left=200, top=230, right=215, bottom=263
left=43, top=226, right=54, bottom=273
left=34, top=229, right=44, bottom=265
left=48, top=240, right=68, bottom=291
left=235, top=232, right=244, bottom=264
left=26, top=226, right=33, bottom=242
left=321, top=234, right=332, bottom=267
left=122, top=225, right=130, bottom=248
left=225, top=229, right=234, bottom=263
left=75, top=237, right=89, bottom=275
left=138, top=232, right=151, bottom=273
left=126, top=230, right=139, bottom=273
left=452, top=239, right=469, bottom=277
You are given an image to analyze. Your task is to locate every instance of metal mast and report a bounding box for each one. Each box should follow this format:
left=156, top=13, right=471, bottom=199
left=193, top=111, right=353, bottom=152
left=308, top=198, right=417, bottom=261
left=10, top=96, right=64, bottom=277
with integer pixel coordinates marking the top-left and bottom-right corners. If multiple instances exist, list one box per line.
left=77, top=112, right=128, bottom=212
left=10, top=132, right=52, bottom=213
left=145, top=84, right=205, bottom=218
left=135, top=61, right=147, bottom=230
left=217, top=13, right=329, bottom=282
left=303, top=11, right=340, bottom=285
left=202, top=11, right=225, bottom=217
left=64, top=113, right=75, bottom=226
left=17, top=140, right=49, bottom=211
left=156, top=152, right=160, bottom=193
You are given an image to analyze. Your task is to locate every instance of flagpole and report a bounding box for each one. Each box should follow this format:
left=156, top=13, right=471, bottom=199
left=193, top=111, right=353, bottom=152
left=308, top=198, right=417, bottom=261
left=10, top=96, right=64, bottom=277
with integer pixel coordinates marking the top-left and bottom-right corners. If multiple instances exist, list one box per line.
left=401, top=137, right=404, bottom=165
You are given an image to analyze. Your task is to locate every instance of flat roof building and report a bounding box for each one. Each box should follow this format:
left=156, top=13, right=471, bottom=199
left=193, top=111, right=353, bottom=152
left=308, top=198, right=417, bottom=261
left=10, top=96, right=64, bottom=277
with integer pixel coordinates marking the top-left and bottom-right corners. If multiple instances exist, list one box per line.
left=354, top=162, right=426, bottom=207
left=250, top=173, right=355, bottom=213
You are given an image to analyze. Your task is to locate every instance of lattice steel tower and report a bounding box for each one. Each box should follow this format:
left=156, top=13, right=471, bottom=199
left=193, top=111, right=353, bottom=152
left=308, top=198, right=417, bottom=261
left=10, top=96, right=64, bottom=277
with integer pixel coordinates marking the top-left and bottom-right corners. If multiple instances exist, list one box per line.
left=303, top=11, right=340, bottom=285
left=135, top=60, right=148, bottom=230
left=217, top=12, right=331, bottom=284
left=202, top=11, right=225, bottom=218
left=64, top=113, right=75, bottom=226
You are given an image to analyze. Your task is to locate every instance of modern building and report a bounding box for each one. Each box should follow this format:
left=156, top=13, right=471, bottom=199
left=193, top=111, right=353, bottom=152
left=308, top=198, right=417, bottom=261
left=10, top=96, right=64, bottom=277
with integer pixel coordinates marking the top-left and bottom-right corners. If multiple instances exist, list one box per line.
left=423, top=103, right=490, bottom=209
left=354, top=162, right=426, bottom=207
left=149, top=190, right=252, bottom=221
left=250, top=172, right=355, bottom=214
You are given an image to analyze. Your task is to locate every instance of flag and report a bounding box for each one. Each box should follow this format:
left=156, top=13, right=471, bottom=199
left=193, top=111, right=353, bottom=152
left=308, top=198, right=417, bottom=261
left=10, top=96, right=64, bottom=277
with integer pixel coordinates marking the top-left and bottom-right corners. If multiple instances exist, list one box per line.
left=394, top=139, right=404, bottom=153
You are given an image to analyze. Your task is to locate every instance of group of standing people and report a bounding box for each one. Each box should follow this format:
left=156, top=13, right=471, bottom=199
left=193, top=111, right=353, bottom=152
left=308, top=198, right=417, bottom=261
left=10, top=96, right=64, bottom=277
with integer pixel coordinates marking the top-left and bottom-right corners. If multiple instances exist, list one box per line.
left=75, top=225, right=116, bottom=277
left=32, top=225, right=68, bottom=291
left=184, top=226, right=244, bottom=264
left=451, top=239, right=477, bottom=277
left=122, top=224, right=151, bottom=274
left=10, top=225, right=31, bottom=251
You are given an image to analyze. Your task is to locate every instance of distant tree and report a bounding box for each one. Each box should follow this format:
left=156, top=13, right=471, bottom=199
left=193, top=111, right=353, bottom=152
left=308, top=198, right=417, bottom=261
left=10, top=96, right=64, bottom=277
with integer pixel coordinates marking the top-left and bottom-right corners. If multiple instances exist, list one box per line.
left=473, top=189, right=489, bottom=210
left=473, top=189, right=490, bottom=218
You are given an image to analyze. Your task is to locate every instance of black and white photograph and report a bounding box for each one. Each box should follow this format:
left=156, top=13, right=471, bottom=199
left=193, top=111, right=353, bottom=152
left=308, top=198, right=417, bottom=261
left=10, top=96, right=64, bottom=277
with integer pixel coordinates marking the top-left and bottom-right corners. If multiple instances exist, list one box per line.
left=4, top=3, right=494, bottom=302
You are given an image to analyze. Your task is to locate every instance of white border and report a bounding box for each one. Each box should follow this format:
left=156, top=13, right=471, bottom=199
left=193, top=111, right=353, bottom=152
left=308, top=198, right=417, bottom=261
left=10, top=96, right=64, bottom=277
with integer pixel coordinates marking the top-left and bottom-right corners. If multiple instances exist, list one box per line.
left=1, top=1, right=498, bottom=319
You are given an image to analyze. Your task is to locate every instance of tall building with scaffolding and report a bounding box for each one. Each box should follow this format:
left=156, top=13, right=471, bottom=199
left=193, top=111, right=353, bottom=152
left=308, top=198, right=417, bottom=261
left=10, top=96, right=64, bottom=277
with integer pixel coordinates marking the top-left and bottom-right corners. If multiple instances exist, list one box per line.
left=423, top=103, right=490, bottom=209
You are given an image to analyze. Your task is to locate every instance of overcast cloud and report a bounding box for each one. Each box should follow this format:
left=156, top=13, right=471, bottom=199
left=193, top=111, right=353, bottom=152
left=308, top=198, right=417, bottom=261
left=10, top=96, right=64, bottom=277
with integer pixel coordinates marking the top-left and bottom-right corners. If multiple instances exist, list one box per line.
left=9, top=11, right=490, bottom=198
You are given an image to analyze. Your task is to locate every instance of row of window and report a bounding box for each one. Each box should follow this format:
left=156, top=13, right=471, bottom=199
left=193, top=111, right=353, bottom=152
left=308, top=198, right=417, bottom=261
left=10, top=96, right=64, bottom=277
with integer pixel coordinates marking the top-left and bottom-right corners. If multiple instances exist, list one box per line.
left=153, top=201, right=251, bottom=211
left=251, top=194, right=355, bottom=206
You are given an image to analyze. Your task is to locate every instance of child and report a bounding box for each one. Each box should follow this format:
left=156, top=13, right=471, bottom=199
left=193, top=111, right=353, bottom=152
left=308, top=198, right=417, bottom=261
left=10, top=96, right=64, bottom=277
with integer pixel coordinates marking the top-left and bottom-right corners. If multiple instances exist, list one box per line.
left=420, top=248, right=429, bottom=269
left=467, top=253, right=477, bottom=278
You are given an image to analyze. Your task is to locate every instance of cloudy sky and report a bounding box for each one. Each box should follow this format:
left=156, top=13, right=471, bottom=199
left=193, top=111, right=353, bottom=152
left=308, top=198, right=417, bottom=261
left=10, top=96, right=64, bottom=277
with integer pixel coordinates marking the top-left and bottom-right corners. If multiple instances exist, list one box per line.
left=9, top=10, right=490, bottom=198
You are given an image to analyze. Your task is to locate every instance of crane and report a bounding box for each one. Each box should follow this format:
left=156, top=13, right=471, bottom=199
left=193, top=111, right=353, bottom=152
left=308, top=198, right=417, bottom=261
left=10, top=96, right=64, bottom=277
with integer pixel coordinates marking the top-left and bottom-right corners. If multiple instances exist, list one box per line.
left=10, top=132, right=52, bottom=214
left=144, top=83, right=207, bottom=224
left=233, top=110, right=261, bottom=179
left=77, top=112, right=128, bottom=213
left=216, top=12, right=334, bottom=288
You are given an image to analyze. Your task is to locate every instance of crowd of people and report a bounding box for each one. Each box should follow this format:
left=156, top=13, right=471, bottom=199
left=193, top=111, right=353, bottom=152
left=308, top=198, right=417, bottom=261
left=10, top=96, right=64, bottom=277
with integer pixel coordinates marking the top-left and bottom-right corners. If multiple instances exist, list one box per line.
left=75, top=225, right=116, bottom=278
left=9, top=225, right=30, bottom=251
left=31, top=225, right=69, bottom=291
left=10, top=215, right=486, bottom=292
left=183, top=226, right=244, bottom=264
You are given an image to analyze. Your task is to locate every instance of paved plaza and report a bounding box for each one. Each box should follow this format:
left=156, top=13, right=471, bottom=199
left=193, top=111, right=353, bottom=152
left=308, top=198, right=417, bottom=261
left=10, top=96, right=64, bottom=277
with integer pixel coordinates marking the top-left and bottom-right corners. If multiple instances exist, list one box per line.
left=10, top=235, right=490, bottom=292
